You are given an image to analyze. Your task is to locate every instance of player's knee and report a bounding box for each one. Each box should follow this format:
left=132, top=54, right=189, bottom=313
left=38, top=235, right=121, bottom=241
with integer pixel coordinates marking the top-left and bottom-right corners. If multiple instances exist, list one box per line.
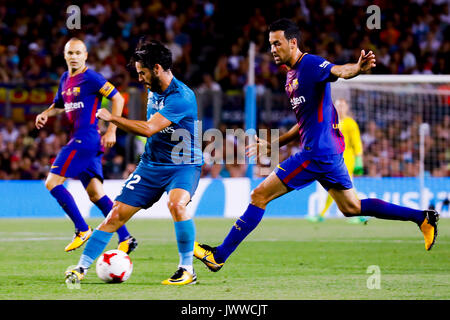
left=339, top=201, right=361, bottom=217
left=44, top=180, right=53, bottom=191
left=250, top=188, right=269, bottom=208
left=167, top=201, right=186, bottom=219
left=103, top=207, right=125, bottom=229
left=87, top=191, right=103, bottom=203
left=341, top=210, right=353, bottom=217
left=45, top=179, right=60, bottom=191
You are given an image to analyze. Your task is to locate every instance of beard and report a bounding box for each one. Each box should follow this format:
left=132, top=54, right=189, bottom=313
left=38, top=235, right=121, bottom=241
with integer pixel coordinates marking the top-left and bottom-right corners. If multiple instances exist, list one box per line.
left=68, top=62, right=83, bottom=74
left=150, top=77, right=162, bottom=93
left=145, top=70, right=163, bottom=93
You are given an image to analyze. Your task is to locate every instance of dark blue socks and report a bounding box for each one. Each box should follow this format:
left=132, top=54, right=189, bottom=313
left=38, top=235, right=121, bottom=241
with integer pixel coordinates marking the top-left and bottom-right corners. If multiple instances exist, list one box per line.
left=361, top=199, right=425, bottom=225
left=214, top=199, right=425, bottom=264
left=50, top=185, right=89, bottom=232
left=215, top=204, right=265, bottom=263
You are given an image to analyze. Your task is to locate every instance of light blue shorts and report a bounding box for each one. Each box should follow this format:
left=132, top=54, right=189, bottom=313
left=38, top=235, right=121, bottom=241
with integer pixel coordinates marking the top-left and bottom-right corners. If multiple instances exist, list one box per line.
left=115, top=163, right=202, bottom=209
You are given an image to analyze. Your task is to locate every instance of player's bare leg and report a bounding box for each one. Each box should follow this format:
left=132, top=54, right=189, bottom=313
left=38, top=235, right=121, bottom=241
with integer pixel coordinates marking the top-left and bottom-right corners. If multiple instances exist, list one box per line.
left=45, top=172, right=67, bottom=191
left=65, top=201, right=141, bottom=283
left=85, top=177, right=106, bottom=202
left=250, top=171, right=290, bottom=209
left=329, top=188, right=439, bottom=250
left=86, top=178, right=138, bottom=254
left=46, top=173, right=93, bottom=251
left=167, top=188, right=192, bottom=221
left=98, top=201, right=140, bottom=233
left=195, top=172, right=290, bottom=271
left=162, top=188, right=197, bottom=285
left=327, top=188, right=361, bottom=217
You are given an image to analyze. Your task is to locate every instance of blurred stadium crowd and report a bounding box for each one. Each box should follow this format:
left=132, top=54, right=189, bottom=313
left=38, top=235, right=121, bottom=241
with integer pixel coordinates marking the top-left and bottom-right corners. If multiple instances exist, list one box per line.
left=0, top=0, right=449, bottom=180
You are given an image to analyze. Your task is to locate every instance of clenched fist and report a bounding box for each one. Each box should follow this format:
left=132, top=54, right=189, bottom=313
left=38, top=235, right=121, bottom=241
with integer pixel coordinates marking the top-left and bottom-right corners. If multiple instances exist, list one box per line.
left=96, top=108, right=113, bottom=122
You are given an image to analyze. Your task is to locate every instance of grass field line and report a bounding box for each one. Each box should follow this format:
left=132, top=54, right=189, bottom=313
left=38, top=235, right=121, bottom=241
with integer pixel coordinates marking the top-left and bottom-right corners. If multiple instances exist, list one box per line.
left=1, top=235, right=448, bottom=245
left=0, top=232, right=62, bottom=235
left=0, top=237, right=70, bottom=241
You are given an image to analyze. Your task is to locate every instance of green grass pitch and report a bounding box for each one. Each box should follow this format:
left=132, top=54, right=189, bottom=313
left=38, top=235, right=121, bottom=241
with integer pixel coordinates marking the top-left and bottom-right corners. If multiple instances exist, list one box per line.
left=0, top=218, right=448, bottom=300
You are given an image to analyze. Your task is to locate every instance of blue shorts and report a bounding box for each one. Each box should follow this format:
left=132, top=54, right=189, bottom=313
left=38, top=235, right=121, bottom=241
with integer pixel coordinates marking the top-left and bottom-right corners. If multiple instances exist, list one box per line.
left=51, top=144, right=103, bottom=188
left=275, top=153, right=353, bottom=191
left=115, top=164, right=202, bottom=209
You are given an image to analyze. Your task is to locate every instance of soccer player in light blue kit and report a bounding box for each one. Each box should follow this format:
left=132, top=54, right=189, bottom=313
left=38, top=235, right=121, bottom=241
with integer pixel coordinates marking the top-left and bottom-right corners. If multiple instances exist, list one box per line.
left=65, top=40, right=203, bottom=285
left=35, top=38, right=137, bottom=254
left=194, top=18, right=439, bottom=272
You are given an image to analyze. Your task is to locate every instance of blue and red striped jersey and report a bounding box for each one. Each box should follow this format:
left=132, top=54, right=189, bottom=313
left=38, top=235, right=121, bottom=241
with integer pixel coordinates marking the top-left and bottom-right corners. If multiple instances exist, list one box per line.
left=285, top=53, right=345, bottom=157
left=53, top=67, right=118, bottom=150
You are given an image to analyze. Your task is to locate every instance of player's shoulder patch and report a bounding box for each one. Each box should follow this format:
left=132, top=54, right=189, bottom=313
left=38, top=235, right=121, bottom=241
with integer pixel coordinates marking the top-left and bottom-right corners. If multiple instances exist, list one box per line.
left=306, top=53, right=330, bottom=67
left=319, top=60, right=331, bottom=68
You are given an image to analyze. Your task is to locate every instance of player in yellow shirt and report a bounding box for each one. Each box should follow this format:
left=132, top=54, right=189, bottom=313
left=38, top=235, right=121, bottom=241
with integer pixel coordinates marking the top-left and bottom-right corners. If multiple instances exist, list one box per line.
left=308, top=98, right=368, bottom=224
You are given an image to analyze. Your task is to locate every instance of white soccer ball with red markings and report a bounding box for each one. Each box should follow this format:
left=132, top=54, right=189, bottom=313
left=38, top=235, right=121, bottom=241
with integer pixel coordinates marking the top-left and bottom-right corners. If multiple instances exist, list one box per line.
left=96, top=249, right=133, bottom=283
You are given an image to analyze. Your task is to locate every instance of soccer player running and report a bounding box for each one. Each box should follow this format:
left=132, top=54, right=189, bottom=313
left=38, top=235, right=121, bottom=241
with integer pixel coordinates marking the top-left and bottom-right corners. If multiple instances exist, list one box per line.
left=308, top=98, right=368, bottom=224
left=65, top=40, right=203, bottom=285
left=194, top=18, right=439, bottom=272
left=36, top=38, right=137, bottom=254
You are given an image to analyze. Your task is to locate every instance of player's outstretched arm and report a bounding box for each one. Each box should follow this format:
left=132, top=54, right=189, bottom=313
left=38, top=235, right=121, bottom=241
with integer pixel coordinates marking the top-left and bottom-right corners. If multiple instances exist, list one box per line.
left=35, top=103, right=65, bottom=129
left=101, top=92, right=125, bottom=148
left=96, top=108, right=171, bottom=138
left=330, top=50, right=376, bottom=79
left=278, top=123, right=300, bottom=147
left=246, top=124, right=299, bottom=158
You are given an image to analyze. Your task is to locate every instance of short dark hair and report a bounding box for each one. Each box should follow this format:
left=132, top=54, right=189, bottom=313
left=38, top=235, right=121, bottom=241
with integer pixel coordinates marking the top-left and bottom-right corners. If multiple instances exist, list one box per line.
left=130, top=38, right=172, bottom=71
left=268, top=18, right=300, bottom=47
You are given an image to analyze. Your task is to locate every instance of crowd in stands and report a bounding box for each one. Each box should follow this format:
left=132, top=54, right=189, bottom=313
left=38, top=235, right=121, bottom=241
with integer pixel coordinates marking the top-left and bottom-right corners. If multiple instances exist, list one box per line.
left=361, top=114, right=450, bottom=178
left=0, top=0, right=449, bottom=179
left=1, top=0, right=449, bottom=88
left=1, top=113, right=448, bottom=180
left=0, top=116, right=136, bottom=180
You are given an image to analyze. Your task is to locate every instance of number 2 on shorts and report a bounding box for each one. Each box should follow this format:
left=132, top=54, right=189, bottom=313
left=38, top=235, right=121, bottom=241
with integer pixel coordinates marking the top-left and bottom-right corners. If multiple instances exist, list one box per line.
left=125, top=174, right=141, bottom=190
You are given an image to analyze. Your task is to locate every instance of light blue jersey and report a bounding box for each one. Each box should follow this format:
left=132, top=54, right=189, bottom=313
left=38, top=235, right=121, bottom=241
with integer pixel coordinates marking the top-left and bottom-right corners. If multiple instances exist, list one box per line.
left=115, top=76, right=203, bottom=209
left=140, top=77, right=203, bottom=167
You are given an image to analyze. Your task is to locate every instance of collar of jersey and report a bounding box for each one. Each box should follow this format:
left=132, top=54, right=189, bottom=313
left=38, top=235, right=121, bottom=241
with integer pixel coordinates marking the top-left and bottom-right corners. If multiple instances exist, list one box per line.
left=292, top=52, right=308, bottom=69
left=68, top=66, right=88, bottom=78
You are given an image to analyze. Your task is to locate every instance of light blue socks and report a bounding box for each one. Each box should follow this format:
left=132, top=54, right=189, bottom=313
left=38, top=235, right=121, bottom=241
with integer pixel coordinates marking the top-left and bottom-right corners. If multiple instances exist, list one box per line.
left=174, top=219, right=196, bottom=273
left=78, top=229, right=113, bottom=269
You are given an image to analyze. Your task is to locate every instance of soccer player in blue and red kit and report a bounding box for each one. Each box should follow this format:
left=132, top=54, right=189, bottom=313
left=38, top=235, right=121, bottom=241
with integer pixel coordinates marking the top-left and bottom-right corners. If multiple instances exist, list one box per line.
left=65, top=39, right=203, bottom=285
left=35, top=38, right=137, bottom=254
left=194, top=18, right=439, bottom=272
